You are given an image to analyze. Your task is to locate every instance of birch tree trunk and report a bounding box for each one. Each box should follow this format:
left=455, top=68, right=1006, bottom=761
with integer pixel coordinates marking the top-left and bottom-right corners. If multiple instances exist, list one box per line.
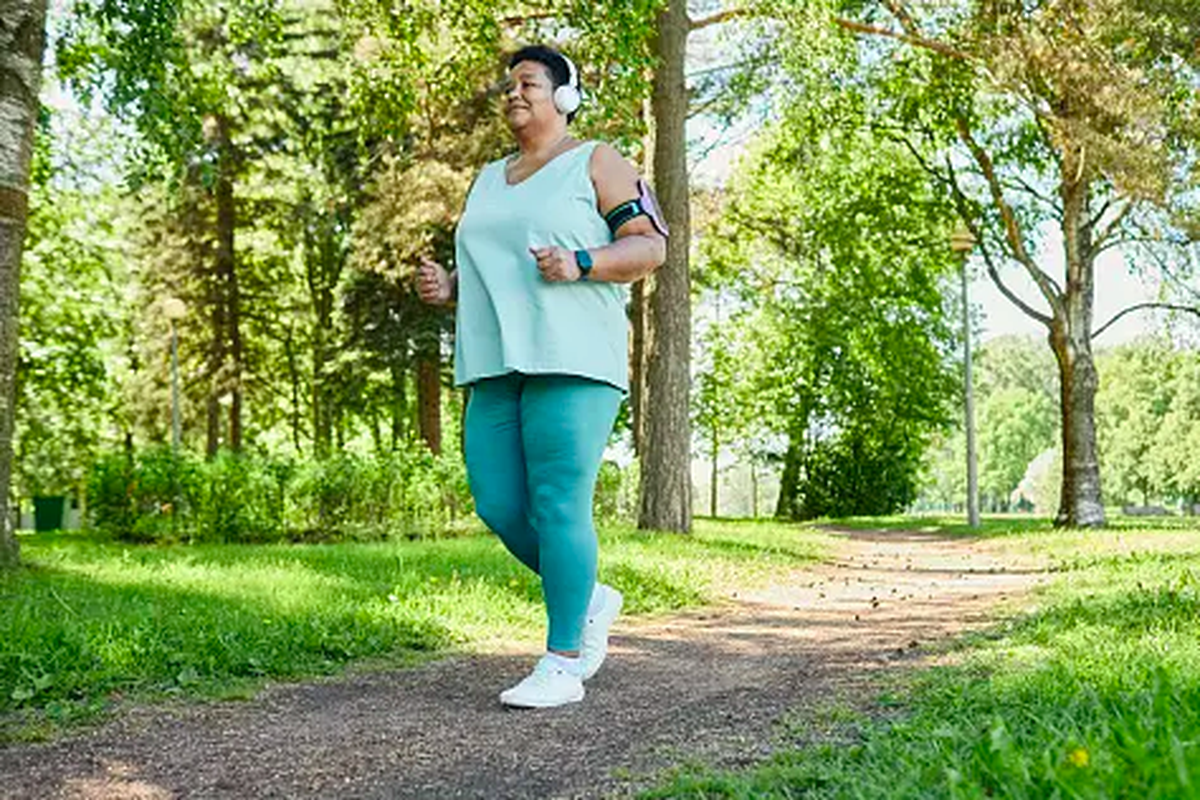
left=0, top=0, right=48, bottom=568
left=638, top=0, right=692, bottom=533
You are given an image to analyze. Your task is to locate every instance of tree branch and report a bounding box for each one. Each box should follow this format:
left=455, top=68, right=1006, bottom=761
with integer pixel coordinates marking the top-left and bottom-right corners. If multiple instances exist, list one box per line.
left=499, top=11, right=560, bottom=26
left=1093, top=303, right=1200, bottom=340
left=690, top=8, right=753, bottom=31
left=955, top=117, right=1064, bottom=315
left=944, top=157, right=1053, bottom=327
left=1093, top=200, right=1134, bottom=253
left=832, top=17, right=971, bottom=60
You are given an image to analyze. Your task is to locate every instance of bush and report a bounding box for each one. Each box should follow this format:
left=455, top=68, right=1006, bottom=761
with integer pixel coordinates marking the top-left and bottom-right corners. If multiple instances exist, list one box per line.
left=85, top=444, right=472, bottom=544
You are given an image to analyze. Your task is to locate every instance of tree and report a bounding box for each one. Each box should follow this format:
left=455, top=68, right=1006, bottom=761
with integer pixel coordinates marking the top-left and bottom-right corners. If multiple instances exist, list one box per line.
left=702, top=100, right=960, bottom=520
left=638, top=1, right=693, bottom=532
left=1095, top=338, right=1175, bottom=505
left=1150, top=351, right=1200, bottom=509
left=835, top=0, right=1200, bottom=526
left=977, top=387, right=1057, bottom=509
left=16, top=120, right=127, bottom=506
left=974, top=336, right=1058, bottom=509
left=1, top=0, right=49, bottom=567
left=62, top=0, right=290, bottom=456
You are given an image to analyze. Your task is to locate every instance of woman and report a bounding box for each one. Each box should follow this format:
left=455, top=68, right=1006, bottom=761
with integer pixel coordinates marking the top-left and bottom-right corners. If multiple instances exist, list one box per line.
left=416, top=44, right=667, bottom=709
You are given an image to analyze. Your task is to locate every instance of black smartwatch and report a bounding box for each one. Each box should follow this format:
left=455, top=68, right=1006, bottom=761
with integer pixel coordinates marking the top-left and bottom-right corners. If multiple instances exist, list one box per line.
left=574, top=249, right=593, bottom=281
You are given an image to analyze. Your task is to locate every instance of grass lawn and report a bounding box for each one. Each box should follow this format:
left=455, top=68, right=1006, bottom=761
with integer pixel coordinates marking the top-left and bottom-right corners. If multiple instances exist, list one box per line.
left=0, top=519, right=828, bottom=741
left=646, top=516, right=1200, bottom=799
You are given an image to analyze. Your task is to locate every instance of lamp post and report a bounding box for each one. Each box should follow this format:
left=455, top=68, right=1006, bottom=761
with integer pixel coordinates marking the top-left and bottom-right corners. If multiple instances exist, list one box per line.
left=950, top=226, right=980, bottom=528
left=163, top=297, right=187, bottom=451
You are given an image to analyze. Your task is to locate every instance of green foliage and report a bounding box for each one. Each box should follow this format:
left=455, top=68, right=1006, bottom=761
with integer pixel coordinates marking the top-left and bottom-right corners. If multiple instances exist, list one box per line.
left=1096, top=339, right=1178, bottom=505
left=919, top=336, right=1061, bottom=513
left=85, top=445, right=472, bottom=543
left=703, top=94, right=961, bottom=519
left=16, top=112, right=129, bottom=498
left=646, top=522, right=1200, bottom=799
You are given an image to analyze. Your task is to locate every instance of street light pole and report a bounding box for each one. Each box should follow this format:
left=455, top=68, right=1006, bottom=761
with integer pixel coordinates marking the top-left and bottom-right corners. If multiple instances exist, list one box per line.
left=951, top=228, right=980, bottom=528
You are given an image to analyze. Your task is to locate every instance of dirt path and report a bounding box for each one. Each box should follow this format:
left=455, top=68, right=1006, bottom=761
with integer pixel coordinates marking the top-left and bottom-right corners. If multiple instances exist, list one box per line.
left=0, top=529, right=1054, bottom=800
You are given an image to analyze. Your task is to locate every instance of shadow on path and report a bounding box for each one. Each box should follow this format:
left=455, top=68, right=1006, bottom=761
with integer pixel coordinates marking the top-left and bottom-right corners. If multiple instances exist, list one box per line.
left=0, top=529, right=1053, bottom=800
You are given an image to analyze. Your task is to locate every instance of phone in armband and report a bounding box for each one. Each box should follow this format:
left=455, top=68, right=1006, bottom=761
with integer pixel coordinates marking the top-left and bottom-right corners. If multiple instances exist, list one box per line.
left=604, top=179, right=669, bottom=238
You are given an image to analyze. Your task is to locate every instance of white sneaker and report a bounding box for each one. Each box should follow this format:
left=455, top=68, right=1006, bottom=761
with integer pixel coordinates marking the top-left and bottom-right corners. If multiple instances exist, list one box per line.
left=499, top=656, right=585, bottom=709
left=581, top=584, right=623, bottom=680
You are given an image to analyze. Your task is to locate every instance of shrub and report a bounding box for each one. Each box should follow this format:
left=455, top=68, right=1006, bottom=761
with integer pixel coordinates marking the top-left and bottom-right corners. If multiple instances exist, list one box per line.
left=84, top=443, right=472, bottom=544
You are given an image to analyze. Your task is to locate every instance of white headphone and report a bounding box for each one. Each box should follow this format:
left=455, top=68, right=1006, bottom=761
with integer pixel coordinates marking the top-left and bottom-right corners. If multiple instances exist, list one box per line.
left=553, top=52, right=582, bottom=116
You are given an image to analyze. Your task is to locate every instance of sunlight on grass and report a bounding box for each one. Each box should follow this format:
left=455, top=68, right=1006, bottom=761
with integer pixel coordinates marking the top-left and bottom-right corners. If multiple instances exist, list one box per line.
left=645, top=518, right=1200, bottom=800
left=1, top=519, right=829, bottom=739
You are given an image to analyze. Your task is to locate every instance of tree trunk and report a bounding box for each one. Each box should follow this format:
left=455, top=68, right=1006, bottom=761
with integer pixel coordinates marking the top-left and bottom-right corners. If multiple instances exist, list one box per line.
left=750, top=460, right=758, bottom=519
left=775, top=434, right=802, bottom=520
left=1051, top=170, right=1105, bottom=527
left=214, top=115, right=241, bottom=453
left=417, top=348, right=441, bottom=455
left=630, top=277, right=648, bottom=456
left=630, top=96, right=654, bottom=458
left=284, top=329, right=302, bottom=453
left=0, top=0, right=47, bottom=568
left=205, top=224, right=225, bottom=456
left=709, top=425, right=718, bottom=518
left=311, top=322, right=330, bottom=458
left=1050, top=319, right=1105, bottom=527
left=638, top=0, right=692, bottom=533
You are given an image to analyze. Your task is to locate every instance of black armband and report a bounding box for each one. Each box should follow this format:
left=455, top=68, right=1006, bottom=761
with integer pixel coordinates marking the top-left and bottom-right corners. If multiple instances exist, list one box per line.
left=604, top=200, right=646, bottom=234
left=604, top=179, right=669, bottom=238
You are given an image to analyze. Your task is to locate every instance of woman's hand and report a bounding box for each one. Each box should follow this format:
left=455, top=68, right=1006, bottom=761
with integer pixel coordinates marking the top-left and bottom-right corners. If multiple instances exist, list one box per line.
left=530, top=246, right=582, bottom=283
left=416, top=256, right=455, bottom=305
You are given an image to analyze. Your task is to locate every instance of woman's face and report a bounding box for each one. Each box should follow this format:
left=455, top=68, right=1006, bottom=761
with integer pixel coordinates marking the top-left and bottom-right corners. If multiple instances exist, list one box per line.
left=503, top=60, right=559, bottom=131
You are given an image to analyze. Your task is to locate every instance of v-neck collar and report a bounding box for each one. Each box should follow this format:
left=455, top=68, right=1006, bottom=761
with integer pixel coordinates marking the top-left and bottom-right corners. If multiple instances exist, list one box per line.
left=503, top=142, right=588, bottom=188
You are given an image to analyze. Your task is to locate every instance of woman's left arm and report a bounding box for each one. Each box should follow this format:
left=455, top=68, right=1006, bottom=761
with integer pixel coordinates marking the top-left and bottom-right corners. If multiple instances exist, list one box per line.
left=584, top=143, right=667, bottom=283
left=530, top=143, right=667, bottom=284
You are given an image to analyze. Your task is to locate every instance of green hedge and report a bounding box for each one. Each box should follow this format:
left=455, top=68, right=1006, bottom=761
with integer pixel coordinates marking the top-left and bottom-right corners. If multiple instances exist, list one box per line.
left=86, top=445, right=472, bottom=543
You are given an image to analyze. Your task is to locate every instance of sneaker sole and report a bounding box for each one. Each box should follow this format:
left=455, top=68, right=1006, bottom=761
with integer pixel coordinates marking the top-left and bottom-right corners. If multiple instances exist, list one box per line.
left=499, top=686, right=585, bottom=709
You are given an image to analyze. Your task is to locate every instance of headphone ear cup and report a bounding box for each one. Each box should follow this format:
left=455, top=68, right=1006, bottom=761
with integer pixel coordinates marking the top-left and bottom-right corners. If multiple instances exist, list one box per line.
left=554, top=85, right=581, bottom=115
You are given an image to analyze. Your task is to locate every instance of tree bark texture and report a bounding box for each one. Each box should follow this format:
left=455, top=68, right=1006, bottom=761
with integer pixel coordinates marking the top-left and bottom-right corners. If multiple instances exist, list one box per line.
left=638, top=0, right=692, bottom=534
left=1049, top=322, right=1104, bottom=526
left=630, top=96, right=655, bottom=458
left=417, top=349, right=441, bottom=456
left=0, top=0, right=47, bottom=567
left=629, top=277, right=647, bottom=456
left=1050, top=172, right=1105, bottom=526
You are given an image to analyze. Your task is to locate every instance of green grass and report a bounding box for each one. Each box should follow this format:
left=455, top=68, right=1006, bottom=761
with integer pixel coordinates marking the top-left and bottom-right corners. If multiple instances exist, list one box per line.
left=645, top=517, right=1200, bottom=799
left=0, top=519, right=828, bottom=740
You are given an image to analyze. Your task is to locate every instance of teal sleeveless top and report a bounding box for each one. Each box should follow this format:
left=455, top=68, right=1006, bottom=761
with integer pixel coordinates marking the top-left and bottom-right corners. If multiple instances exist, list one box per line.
left=453, top=142, right=629, bottom=392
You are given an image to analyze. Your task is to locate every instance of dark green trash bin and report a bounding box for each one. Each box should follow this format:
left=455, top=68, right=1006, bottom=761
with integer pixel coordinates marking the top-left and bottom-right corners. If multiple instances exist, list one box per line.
left=33, top=496, right=66, bottom=532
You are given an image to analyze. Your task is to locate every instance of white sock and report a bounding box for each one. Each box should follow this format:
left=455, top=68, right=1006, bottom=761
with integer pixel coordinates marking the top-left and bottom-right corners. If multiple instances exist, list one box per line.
left=545, top=651, right=582, bottom=676
left=587, top=583, right=607, bottom=616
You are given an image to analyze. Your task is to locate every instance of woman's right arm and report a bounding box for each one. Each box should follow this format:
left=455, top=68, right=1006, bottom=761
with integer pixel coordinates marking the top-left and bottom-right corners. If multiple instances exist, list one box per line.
left=416, top=256, right=457, bottom=306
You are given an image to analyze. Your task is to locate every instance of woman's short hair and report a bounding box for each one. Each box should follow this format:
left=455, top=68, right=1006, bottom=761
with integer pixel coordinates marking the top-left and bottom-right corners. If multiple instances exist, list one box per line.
left=508, top=44, right=578, bottom=123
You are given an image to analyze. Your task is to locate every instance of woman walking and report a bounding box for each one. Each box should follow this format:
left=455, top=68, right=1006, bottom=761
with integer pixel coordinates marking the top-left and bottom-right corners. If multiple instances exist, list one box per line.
left=416, top=44, right=667, bottom=708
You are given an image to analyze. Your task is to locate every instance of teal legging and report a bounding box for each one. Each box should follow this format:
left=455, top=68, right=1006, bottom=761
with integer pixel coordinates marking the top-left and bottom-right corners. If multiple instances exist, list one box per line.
left=465, top=372, right=622, bottom=652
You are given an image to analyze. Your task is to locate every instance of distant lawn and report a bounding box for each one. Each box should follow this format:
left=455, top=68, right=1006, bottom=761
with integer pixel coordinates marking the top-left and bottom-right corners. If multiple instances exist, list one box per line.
left=647, top=516, right=1200, bottom=799
left=0, top=519, right=828, bottom=741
